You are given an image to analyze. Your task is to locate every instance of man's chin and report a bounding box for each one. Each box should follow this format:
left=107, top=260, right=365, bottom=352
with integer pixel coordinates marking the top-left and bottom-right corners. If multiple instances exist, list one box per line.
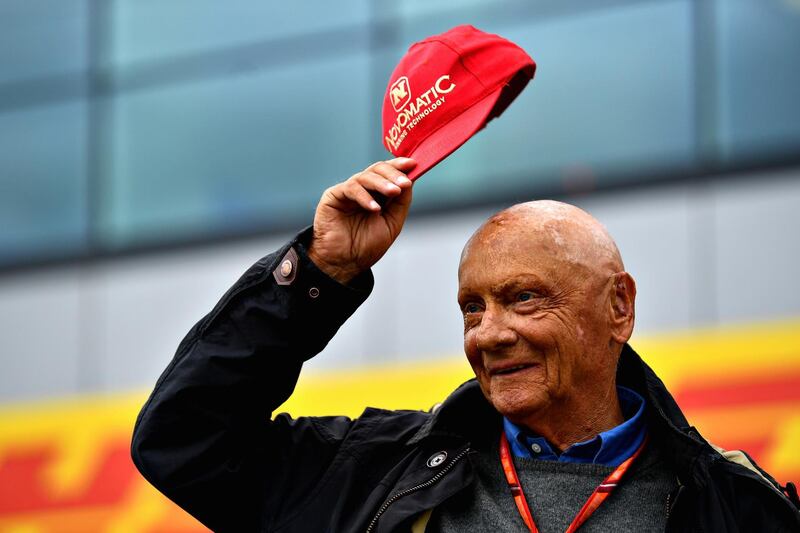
left=487, top=388, right=548, bottom=422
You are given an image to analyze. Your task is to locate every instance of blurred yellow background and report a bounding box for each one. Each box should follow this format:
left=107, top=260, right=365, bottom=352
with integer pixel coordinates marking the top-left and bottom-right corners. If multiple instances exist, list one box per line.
left=1, top=319, right=798, bottom=532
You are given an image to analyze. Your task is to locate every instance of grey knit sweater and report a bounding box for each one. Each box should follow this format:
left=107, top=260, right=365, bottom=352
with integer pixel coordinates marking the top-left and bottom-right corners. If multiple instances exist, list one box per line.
left=426, top=439, right=676, bottom=532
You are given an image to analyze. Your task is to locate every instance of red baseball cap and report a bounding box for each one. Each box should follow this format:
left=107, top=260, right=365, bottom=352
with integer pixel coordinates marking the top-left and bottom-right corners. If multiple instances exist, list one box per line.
left=382, top=25, right=536, bottom=181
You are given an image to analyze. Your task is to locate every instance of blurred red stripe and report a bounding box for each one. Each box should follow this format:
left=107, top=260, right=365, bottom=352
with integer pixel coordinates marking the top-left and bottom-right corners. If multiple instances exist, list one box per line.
left=0, top=441, right=134, bottom=514
left=675, top=373, right=800, bottom=410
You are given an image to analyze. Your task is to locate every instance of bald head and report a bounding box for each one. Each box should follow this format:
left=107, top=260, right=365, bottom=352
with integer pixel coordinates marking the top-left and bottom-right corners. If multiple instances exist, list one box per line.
left=462, top=200, right=623, bottom=278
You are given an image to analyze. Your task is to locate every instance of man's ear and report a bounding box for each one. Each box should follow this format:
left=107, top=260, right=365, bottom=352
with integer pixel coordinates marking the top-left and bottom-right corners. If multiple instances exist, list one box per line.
left=609, top=272, right=636, bottom=344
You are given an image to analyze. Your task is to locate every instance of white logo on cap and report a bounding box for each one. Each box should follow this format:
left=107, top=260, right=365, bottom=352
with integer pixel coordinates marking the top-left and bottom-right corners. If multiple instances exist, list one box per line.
left=384, top=74, right=456, bottom=151
left=389, top=76, right=412, bottom=112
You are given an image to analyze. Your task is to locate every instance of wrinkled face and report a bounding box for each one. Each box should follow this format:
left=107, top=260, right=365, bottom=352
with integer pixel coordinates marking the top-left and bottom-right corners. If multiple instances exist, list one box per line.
left=457, top=218, right=614, bottom=423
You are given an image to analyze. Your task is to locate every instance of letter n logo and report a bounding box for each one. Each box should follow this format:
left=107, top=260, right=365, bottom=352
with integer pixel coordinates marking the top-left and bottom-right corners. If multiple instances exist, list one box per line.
left=389, top=76, right=411, bottom=112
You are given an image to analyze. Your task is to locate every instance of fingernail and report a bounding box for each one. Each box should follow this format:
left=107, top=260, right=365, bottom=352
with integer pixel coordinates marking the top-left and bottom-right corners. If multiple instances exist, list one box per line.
left=369, top=200, right=380, bottom=210
left=396, top=176, right=412, bottom=185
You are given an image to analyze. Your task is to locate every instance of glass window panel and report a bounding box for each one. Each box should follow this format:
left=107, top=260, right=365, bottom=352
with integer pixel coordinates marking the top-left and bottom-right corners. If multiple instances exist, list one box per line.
left=0, top=102, right=88, bottom=264
left=716, top=0, right=800, bottom=160
left=395, top=1, right=695, bottom=206
left=2, top=0, right=797, bottom=268
left=112, top=0, right=370, bottom=66
left=0, top=0, right=87, bottom=84
left=103, top=53, right=371, bottom=247
left=394, top=0, right=499, bottom=18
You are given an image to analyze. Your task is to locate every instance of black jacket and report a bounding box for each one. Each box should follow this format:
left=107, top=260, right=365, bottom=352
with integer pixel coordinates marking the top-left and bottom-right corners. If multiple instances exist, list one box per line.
left=131, top=230, right=800, bottom=532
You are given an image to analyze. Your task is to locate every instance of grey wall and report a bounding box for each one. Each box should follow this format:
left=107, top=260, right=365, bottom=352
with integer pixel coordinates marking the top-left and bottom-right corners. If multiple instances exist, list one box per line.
left=1, top=167, right=799, bottom=402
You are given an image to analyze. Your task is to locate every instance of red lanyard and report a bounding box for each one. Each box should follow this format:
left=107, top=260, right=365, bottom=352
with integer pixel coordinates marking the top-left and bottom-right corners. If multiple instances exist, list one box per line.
left=499, top=431, right=649, bottom=533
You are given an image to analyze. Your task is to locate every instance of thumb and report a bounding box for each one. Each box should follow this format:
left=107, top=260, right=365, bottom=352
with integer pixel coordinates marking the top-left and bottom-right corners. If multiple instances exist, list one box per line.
left=383, top=183, right=414, bottom=232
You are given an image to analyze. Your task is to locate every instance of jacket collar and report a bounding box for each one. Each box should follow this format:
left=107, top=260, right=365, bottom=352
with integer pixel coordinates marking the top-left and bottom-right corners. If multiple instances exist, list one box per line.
left=407, top=378, right=500, bottom=449
left=616, top=343, right=713, bottom=487
left=409, top=343, right=713, bottom=487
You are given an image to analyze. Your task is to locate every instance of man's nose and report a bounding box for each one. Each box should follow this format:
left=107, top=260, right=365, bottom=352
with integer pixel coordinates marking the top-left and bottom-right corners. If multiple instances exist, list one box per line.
left=475, top=307, right=517, bottom=351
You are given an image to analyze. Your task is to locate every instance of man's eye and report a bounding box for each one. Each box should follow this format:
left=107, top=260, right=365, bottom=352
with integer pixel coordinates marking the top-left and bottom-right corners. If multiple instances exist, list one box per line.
left=463, top=303, right=482, bottom=314
left=517, top=292, right=536, bottom=302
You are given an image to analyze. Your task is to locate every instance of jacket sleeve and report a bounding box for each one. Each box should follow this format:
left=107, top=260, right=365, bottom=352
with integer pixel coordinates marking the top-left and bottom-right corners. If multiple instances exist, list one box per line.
left=130, top=227, right=374, bottom=531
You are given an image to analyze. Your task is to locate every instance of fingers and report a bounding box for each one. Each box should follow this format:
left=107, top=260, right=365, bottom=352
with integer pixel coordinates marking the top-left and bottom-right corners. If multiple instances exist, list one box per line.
left=327, top=176, right=392, bottom=213
left=366, top=160, right=414, bottom=188
left=323, top=159, right=416, bottom=214
left=357, top=171, right=405, bottom=198
left=335, top=180, right=382, bottom=212
left=340, top=159, right=416, bottom=210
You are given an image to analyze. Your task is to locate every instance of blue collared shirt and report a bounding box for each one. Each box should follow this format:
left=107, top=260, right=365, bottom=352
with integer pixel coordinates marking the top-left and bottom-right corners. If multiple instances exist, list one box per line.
left=503, top=386, right=646, bottom=467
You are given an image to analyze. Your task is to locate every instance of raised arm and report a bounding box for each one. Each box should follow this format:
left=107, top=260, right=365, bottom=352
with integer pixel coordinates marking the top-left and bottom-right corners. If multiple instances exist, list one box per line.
left=130, top=158, right=416, bottom=531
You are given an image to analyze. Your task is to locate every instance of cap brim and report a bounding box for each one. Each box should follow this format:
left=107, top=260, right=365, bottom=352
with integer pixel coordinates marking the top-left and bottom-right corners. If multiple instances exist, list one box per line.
left=405, top=86, right=504, bottom=181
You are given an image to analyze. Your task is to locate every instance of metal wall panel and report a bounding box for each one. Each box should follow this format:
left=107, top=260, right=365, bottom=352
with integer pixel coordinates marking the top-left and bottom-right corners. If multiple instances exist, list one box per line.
left=0, top=269, right=83, bottom=400
left=0, top=168, right=798, bottom=401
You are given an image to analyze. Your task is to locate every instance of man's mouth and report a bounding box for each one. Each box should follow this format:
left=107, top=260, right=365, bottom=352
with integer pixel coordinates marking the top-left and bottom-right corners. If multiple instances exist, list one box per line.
left=492, top=364, right=535, bottom=376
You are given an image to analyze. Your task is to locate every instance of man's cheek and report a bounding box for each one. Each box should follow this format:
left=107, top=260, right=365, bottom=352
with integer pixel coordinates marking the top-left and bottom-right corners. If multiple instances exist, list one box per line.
left=464, top=350, right=482, bottom=372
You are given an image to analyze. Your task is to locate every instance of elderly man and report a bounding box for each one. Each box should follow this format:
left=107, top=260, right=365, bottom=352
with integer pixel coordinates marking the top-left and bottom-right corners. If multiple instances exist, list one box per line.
left=132, top=159, right=800, bottom=532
